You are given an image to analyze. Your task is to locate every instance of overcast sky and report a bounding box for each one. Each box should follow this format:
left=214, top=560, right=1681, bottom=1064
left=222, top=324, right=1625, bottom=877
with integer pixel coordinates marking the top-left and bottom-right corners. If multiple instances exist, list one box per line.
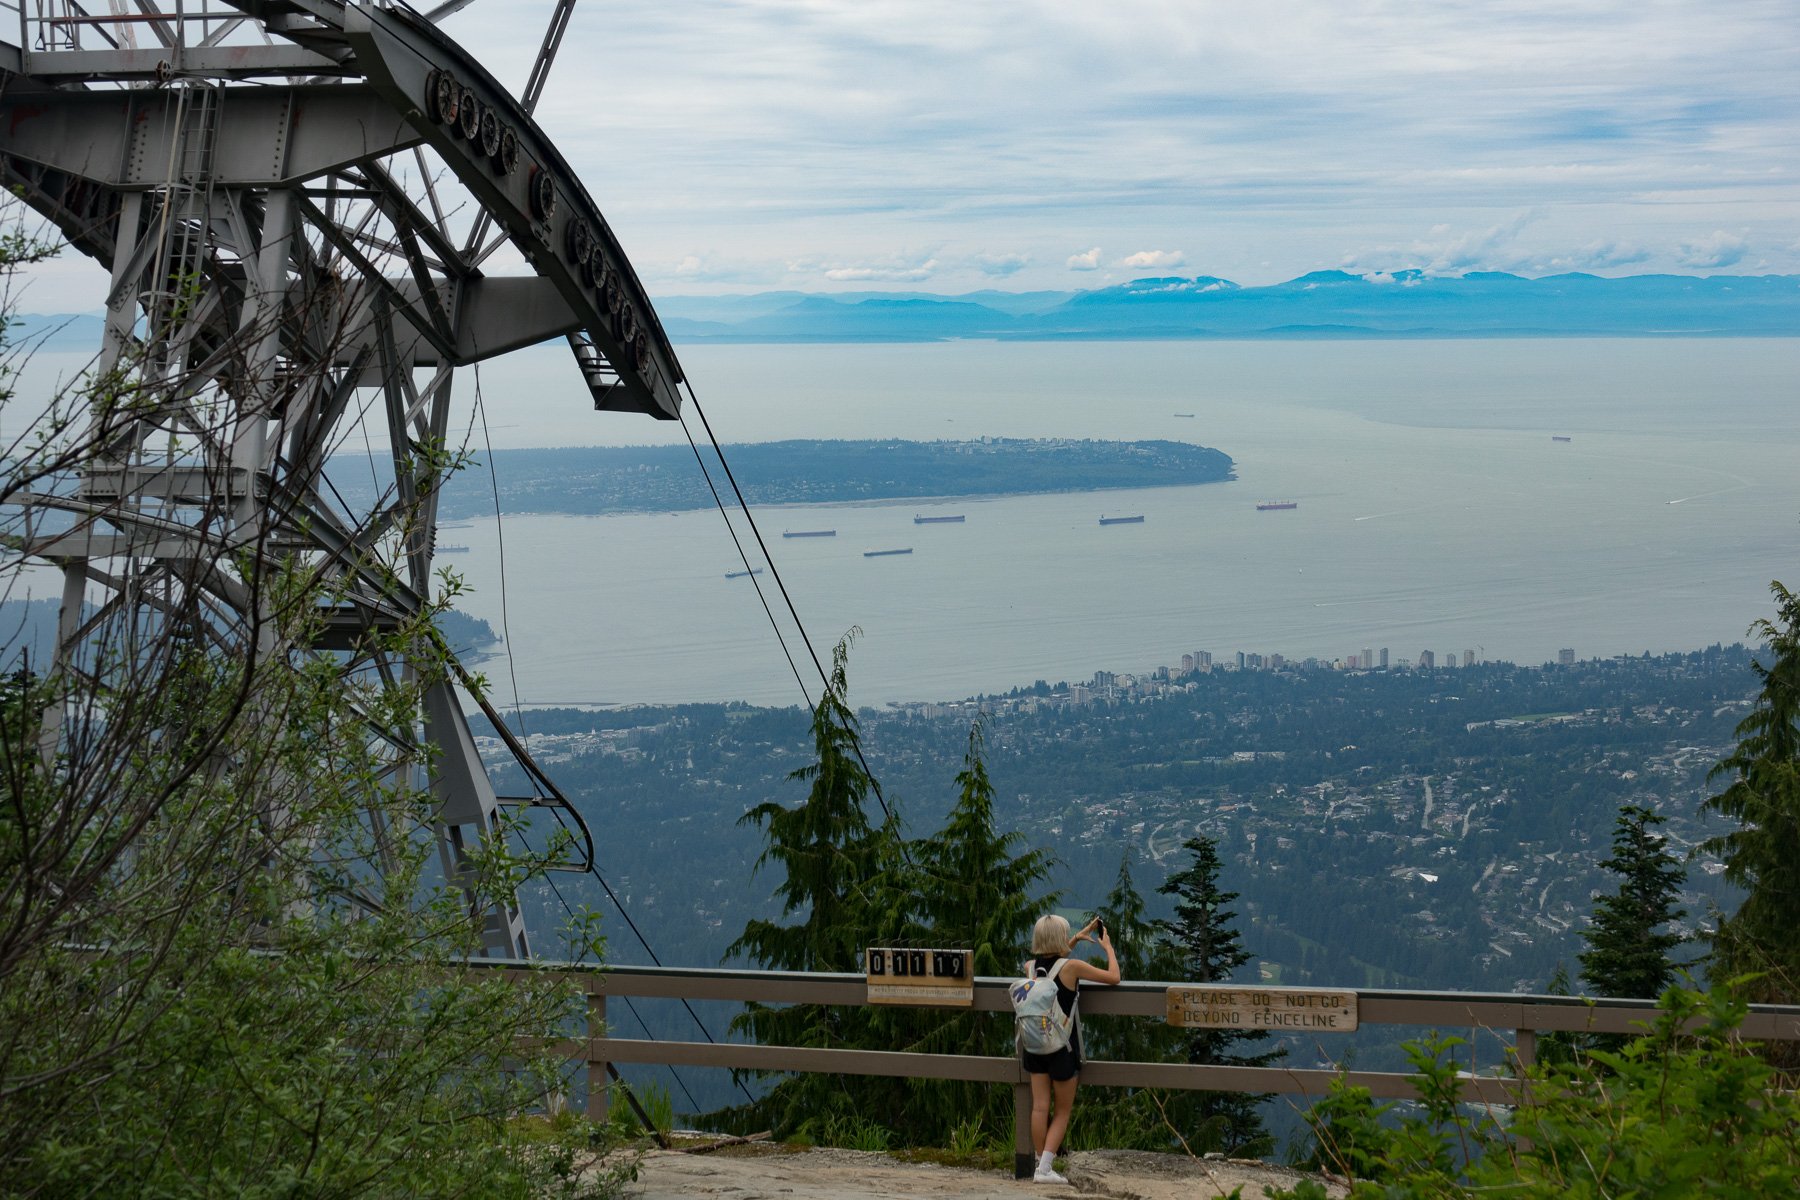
left=438, top=0, right=1797, bottom=296
left=16, top=0, right=1800, bottom=309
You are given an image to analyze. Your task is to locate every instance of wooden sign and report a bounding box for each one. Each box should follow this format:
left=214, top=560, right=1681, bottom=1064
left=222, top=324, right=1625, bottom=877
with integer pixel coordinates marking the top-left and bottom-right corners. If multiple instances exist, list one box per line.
left=865, top=947, right=974, bottom=1007
left=1166, top=986, right=1359, bottom=1032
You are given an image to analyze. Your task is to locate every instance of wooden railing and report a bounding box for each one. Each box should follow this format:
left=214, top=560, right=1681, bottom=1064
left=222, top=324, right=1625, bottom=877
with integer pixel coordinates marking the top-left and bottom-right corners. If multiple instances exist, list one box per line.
left=487, top=961, right=1800, bottom=1178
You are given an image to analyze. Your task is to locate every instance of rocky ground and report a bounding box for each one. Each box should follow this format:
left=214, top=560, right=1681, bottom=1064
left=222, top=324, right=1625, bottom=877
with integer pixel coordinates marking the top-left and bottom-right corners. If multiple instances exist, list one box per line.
left=612, top=1144, right=1348, bottom=1199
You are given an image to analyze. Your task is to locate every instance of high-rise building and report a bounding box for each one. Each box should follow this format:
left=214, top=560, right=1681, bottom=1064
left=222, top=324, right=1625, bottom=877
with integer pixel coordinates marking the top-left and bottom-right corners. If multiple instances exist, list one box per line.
left=1196, top=650, right=1212, bottom=671
left=1363, top=647, right=1373, bottom=671
left=1379, top=647, right=1390, bottom=669
left=1420, top=650, right=1436, bottom=669
left=1236, top=651, right=1247, bottom=670
left=1463, top=649, right=1474, bottom=668
left=1181, top=653, right=1194, bottom=674
left=1559, top=648, right=1576, bottom=666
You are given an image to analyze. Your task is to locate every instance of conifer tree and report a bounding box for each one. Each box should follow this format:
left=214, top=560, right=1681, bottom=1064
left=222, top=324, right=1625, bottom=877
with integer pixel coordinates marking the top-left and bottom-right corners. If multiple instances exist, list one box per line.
left=726, top=634, right=906, bottom=1133
left=1155, top=835, right=1279, bottom=1154
left=903, top=720, right=1056, bottom=1142
left=916, top=720, right=1056, bottom=982
left=1579, top=804, right=1686, bottom=999
left=1702, top=581, right=1800, bottom=1007
left=1087, top=852, right=1183, bottom=1065
left=729, top=634, right=899, bottom=977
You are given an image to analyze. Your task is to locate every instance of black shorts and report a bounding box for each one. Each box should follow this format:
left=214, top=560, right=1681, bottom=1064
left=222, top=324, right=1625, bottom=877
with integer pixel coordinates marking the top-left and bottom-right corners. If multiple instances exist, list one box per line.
left=1021, top=1029, right=1082, bottom=1081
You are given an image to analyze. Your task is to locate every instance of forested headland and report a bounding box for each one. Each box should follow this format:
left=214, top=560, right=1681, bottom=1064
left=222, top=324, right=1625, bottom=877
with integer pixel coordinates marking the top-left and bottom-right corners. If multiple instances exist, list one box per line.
left=426, top=437, right=1235, bottom=518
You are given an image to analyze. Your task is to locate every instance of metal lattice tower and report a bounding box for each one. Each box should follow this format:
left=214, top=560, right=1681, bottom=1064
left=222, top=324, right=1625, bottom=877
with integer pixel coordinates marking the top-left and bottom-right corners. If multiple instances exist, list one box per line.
left=1, top=1, right=683, bottom=957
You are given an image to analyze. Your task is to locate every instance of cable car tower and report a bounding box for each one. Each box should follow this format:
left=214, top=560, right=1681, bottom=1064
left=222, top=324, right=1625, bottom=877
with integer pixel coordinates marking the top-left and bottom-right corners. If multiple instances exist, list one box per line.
left=0, top=1, right=682, bottom=958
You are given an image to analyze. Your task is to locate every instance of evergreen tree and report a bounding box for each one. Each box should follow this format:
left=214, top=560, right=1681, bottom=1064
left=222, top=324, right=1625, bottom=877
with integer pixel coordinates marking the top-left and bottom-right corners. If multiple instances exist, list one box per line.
left=1702, top=581, right=1800, bottom=1008
left=916, top=720, right=1056, bottom=980
left=903, top=720, right=1056, bottom=1142
left=1065, top=852, right=1199, bottom=1154
left=1579, top=804, right=1686, bottom=999
left=1155, top=835, right=1279, bottom=1155
left=725, top=635, right=906, bottom=1134
left=1086, top=852, right=1183, bottom=1065
left=729, top=634, right=900, bottom=976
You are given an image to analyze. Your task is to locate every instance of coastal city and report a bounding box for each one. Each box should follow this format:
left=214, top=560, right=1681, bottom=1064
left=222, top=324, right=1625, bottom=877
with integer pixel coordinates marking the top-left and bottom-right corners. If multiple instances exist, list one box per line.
left=889, top=643, right=1581, bottom=720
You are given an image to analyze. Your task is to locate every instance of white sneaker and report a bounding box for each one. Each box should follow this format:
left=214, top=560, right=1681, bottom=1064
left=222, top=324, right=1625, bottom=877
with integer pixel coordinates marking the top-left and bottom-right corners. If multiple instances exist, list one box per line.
left=1033, top=1165, right=1070, bottom=1185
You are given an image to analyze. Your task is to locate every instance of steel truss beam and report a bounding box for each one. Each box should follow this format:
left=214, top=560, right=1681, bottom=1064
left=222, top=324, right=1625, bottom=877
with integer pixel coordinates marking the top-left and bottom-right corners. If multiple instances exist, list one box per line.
left=2, top=1, right=680, bottom=959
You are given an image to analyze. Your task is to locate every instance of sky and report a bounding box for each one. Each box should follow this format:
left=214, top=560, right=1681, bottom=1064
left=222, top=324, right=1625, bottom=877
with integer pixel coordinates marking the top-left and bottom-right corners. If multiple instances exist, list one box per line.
left=14, top=0, right=1800, bottom=308
left=471, top=0, right=1800, bottom=295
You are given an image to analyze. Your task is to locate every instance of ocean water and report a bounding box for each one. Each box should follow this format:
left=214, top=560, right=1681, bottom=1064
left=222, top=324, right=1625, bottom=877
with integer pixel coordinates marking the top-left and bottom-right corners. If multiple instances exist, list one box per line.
left=436, top=338, right=1800, bottom=708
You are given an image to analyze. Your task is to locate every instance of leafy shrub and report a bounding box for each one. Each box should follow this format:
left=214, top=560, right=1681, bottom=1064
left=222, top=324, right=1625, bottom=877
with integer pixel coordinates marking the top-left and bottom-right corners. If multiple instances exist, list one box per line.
left=1276, top=982, right=1800, bottom=1199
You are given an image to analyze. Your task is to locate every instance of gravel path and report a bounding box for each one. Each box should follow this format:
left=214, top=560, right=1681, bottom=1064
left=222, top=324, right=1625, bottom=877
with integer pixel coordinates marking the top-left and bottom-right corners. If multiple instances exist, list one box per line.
left=616, top=1145, right=1348, bottom=1199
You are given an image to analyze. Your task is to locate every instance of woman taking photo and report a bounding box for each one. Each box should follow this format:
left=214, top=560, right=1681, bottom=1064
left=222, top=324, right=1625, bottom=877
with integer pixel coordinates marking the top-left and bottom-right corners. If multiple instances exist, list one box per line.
left=1020, top=913, right=1119, bottom=1184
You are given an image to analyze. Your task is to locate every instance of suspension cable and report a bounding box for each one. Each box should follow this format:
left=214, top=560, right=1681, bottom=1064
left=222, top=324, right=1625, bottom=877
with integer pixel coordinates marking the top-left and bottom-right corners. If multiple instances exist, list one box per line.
left=467, top=369, right=756, bottom=1108
left=675, top=380, right=912, bottom=861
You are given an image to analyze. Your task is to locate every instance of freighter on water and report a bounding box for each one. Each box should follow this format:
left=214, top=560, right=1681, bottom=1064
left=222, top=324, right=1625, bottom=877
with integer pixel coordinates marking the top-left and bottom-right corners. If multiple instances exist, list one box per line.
left=1256, top=501, right=1298, bottom=511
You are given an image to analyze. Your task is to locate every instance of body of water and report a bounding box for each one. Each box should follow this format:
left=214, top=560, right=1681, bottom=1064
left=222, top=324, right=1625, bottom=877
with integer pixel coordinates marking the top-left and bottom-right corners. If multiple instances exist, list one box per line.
left=435, top=338, right=1800, bottom=707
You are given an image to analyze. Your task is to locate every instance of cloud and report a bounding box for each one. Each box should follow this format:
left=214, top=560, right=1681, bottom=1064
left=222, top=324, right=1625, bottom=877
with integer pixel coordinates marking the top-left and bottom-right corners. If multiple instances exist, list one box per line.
left=1559, top=240, right=1652, bottom=270
left=1678, top=231, right=1747, bottom=270
left=1120, top=249, right=1186, bottom=269
left=814, top=255, right=940, bottom=282
left=1340, top=214, right=1668, bottom=277
left=1066, top=247, right=1102, bottom=271
left=973, top=252, right=1030, bottom=278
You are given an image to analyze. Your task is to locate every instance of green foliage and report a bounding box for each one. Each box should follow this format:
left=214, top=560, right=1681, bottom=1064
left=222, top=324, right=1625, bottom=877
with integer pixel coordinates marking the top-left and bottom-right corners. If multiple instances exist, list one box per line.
left=729, top=631, right=902, bottom=977
left=722, top=676, right=1066, bottom=1147
left=895, top=719, right=1058, bottom=1141
left=725, top=633, right=913, bottom=1135
left=1703, top=580, right=1800, bottom=1007
left=0, top=214, right=630, bottom=1196
left=1578, top=804, right=1686, bottom=1000
left=1156, top=835, right=1279, bottom=1154
left=914, top=719, right=1057, bottom=980
left=1278, top=983, right=1800, bottom=1199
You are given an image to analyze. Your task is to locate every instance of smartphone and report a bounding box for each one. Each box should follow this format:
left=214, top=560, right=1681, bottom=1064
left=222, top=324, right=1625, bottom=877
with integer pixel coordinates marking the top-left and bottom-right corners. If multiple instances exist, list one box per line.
left=1095, top=918, right=1107, bottom=939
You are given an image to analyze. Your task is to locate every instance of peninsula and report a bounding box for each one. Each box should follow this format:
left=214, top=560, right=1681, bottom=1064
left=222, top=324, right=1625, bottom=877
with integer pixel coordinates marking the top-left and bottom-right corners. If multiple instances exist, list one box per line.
left=432, top=437, right=1234, bottom=518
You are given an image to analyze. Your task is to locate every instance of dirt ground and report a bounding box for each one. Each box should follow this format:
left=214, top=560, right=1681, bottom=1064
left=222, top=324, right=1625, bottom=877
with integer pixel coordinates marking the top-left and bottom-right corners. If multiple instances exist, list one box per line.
left=615, top=1144, right=1349, bottom=1199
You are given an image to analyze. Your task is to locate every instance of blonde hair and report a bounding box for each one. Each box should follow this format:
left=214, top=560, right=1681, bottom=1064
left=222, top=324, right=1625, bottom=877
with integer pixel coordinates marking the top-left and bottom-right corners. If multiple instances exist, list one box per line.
left=1030, top=913, right=1072, bottom=957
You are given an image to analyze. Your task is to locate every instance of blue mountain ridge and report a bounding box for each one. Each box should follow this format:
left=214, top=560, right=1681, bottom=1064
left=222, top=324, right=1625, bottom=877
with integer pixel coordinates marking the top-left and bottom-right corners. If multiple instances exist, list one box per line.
left=657, top=271, right=1800, bottom=342
left=18, top=272, right=1799, bottom=350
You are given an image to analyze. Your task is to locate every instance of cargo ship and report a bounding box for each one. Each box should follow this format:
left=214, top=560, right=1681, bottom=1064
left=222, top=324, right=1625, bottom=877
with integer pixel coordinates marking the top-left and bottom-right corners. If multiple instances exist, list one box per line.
left=1551, top=435, right=1572, bottom=442
left=863, top=547, right=914, bottom=557
left=1256, top=501, right=1298, bottom=511
left=913, top=514, right=965, bottom=524
left=1173, top=412, right=1195, bottom=418
left=1099, top=515, right=1145, bottom=525
left=436, top=544, right=470, bottom=553
left=725, top=567, right=765, bottom=579
left=782, top=529, right=836, bottom=538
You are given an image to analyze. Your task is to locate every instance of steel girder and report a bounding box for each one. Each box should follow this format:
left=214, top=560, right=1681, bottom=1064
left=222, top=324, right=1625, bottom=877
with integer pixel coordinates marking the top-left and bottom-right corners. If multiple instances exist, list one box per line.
left=1, top=2, right=681, bottom=958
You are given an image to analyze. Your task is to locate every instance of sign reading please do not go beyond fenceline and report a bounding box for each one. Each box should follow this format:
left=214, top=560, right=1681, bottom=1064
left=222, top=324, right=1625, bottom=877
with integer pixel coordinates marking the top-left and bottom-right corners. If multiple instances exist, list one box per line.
left=1166, top=986, right=1359, bottom=1032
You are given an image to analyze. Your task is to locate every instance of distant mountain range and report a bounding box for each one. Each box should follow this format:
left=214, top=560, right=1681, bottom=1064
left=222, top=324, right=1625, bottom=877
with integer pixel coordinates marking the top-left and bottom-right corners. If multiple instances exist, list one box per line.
left=658, top=270, right=1800, bottom=342
left=16, top=270, right=1798, bottom=352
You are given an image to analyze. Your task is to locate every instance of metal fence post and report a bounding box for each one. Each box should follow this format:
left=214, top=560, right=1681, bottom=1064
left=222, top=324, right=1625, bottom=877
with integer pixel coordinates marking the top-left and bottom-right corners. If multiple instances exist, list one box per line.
left=1013, top=1081, right=1034, bottom=1179
left=586, top=990, right=608, bottom=1122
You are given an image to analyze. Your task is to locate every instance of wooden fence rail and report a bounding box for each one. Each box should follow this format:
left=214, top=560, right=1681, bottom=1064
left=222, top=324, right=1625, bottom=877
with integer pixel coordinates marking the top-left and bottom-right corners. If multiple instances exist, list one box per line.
left=484, top=961, right=1800, bottom=1179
